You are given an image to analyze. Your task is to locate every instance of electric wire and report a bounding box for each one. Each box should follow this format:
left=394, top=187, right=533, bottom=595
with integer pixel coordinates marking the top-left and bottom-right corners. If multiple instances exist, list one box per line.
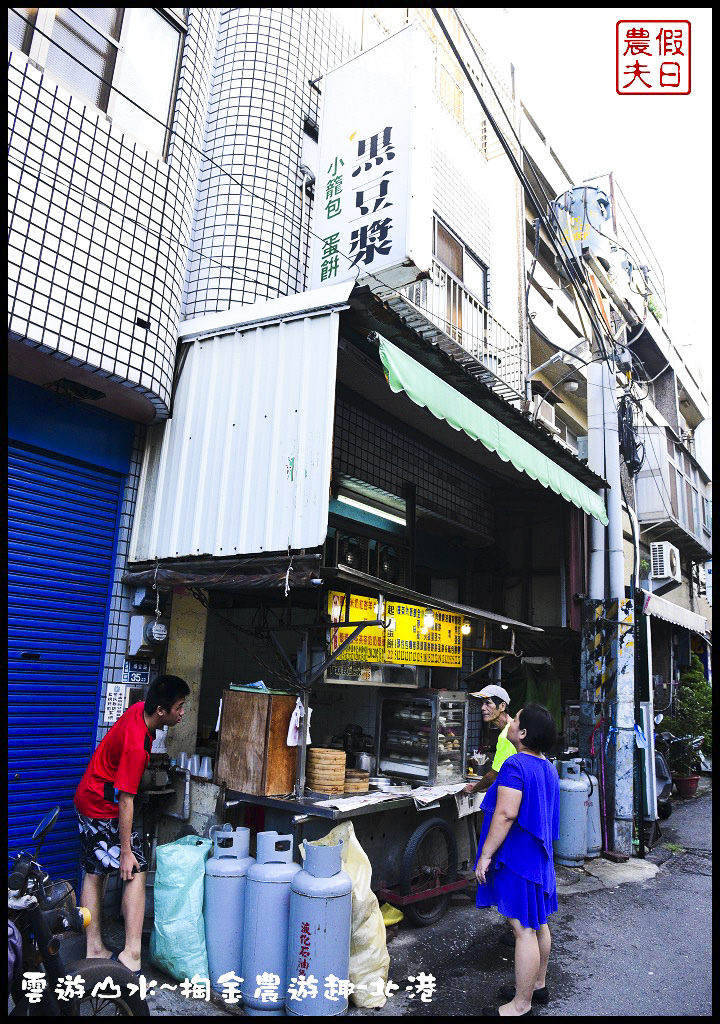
left=11, top=8, right=662, bottom=435
left=7, top=25, right=523, bottom=386
left=11, top=13, right=485, bottom=356
left=438, top=9, right=617, bottom=361
left=450, top=12, right=623, bottom=361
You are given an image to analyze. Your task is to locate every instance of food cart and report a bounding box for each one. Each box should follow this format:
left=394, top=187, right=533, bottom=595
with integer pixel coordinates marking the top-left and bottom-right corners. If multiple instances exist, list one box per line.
left=204, top=563, right=542, bottom=926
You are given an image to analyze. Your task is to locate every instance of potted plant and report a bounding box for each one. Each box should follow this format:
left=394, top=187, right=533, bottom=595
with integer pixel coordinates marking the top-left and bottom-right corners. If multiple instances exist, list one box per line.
left=664, top=655, right=711, bottom=797
left=665, top=735, right=703, bottom=797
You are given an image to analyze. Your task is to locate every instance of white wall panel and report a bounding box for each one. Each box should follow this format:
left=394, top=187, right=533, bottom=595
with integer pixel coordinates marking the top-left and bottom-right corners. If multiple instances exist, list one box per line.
left=130, top=310, right=341, bottom=561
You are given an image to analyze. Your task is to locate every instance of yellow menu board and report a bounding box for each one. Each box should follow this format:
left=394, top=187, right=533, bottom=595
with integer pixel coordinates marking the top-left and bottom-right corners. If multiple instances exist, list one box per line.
left=328, top=592, right=463, bottom=668
left=384, top=602, right=462, bottom=667
left=327, top=591, right=385, bottom=662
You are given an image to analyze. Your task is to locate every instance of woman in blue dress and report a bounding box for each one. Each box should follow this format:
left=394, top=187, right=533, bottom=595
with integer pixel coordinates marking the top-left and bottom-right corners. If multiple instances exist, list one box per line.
left=475, top=703, right=560, bottom=1017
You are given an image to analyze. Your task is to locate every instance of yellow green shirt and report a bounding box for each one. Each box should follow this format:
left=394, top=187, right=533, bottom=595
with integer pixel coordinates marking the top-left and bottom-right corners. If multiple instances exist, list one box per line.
left=491, top=722, right=515, bottom=772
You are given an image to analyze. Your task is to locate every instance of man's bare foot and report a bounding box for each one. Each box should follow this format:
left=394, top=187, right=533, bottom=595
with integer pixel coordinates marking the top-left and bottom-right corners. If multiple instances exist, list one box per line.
left=86, top=946, right=113, bottom=959
left=117, top=951, right=141, bottom=972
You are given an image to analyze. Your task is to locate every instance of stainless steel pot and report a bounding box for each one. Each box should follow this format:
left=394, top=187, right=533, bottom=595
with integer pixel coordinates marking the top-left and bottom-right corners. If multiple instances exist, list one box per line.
left=355, top=752, right=375, bottom=773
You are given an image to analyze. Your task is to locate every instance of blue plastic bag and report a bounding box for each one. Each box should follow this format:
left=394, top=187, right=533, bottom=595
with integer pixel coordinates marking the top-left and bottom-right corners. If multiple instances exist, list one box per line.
left=149, top=835, right=213, bottom=981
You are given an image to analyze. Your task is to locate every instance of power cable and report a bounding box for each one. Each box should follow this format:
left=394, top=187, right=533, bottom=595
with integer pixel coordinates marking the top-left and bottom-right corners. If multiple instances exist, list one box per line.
left=12, top=7, right=626, bottom=404
left=635, top=408, right=682, bottom=523
left=437, top=9, right=616, bottom=359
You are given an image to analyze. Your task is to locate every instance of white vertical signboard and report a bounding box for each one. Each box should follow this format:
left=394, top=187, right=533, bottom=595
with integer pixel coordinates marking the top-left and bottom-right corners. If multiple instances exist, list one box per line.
left=310, top=24, right=433, bottom=292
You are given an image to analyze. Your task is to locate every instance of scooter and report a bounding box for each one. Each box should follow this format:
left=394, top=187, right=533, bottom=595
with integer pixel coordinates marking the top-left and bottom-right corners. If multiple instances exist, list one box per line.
left=8, top=806, right=149, bottom=1016
left=654, top=737, right=673, bottom=820
left=654, top=728, right=704, bottom=820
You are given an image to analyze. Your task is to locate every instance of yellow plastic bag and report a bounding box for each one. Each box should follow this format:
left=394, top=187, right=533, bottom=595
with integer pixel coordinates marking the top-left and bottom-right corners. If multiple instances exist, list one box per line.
left=306, top=821, right=390, bottom=1008
left=381, top=901, right=404, bottom=926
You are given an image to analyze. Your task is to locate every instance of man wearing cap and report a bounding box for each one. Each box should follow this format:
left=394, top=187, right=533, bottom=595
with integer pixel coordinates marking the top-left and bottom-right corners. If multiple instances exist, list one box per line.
left=464, top=684, right=514, bottom=794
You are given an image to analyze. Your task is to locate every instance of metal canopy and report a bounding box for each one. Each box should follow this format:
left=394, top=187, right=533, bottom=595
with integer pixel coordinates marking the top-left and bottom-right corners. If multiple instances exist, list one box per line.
left=378, top=336, right=609, bottom=525
left=320, top=565, right=544, bottom=633
left=346, top=286, right=609, bottom=492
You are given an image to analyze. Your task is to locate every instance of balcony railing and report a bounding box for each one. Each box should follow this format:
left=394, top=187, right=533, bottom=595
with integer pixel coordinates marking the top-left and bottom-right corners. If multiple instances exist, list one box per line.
left=403, top=259, right=525, bottom=399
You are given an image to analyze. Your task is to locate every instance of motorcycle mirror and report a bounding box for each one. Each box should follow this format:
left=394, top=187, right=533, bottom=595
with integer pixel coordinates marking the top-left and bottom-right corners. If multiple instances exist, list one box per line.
left=654, top=713, right=664, bottom=724
left=32, top=806, right=60, bottom=858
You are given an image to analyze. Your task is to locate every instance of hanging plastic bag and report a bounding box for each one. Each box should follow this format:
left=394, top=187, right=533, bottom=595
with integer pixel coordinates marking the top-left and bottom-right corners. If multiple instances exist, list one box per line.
left=149, top=835, right=213, bottom=981
left=306, top=821, right=390, bottom=1008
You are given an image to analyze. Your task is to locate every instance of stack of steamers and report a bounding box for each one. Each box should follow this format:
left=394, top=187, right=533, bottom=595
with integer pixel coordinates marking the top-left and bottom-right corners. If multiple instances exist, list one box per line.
left=203, top=826, right=352, bottom=1016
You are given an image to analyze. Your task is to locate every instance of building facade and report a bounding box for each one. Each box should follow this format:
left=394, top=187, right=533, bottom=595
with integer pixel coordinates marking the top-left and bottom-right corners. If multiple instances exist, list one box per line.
left=8, top=8, right=710, bottom=876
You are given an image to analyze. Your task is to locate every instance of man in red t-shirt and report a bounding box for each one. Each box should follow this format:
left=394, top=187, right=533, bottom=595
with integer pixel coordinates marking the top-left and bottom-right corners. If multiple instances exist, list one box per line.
left=74, top=674, right=189, bottom=972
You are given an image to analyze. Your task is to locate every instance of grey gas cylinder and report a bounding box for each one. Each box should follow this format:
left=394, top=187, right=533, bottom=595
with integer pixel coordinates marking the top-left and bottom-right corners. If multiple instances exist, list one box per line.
left=285, top=840, right=353, bottom=1017
left=553, top=760, right=590, bottom=866
left=579, top=761, right=602, bottom=859
left=241, top=832, right=301, bottom=1017
left=204, top=824, right=254, bottom=990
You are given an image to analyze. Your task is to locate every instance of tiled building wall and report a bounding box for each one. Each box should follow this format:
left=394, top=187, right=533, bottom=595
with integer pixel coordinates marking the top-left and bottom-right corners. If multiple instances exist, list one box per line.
left=333, top=392, right=495, bottom=541
left=96, top=424, right=149, bottom=744
left=8, top=9, right=219, bottom=416
left=433, top=140, right=492, bottom=275
left=183, top=8, right=356, bottom=316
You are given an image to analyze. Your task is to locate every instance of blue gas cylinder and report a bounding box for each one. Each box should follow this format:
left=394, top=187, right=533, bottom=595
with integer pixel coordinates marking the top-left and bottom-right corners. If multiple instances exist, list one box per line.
left=204, top=824, right=254, bottom=990
left=241, top=832, right=301, bottom=1017
left=553, top=760, right=590, bottom=866
left=285, top=840, right=352, bottom=1016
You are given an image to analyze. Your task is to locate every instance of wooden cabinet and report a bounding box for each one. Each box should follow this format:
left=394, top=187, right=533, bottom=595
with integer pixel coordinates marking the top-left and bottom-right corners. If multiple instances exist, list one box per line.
left=215, top=690, right=297, bottom=795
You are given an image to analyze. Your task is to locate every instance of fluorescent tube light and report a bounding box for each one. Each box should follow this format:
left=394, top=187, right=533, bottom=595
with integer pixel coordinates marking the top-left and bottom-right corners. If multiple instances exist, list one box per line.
left=337, top=494, right=406, bottom=526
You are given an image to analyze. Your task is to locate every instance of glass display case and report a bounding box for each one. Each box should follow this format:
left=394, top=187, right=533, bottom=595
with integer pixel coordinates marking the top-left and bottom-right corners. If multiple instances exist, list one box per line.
left=374, top=690, right=468, bottom=785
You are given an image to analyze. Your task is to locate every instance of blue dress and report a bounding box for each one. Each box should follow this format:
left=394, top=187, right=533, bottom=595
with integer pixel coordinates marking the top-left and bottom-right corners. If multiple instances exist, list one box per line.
left=474, top=753, right=560, bottom=929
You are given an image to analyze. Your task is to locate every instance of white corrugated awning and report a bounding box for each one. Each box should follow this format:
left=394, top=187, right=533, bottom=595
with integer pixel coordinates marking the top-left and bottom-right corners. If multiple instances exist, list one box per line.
left=640, top=589, right=708, bottom=637
left=129, top=283, right=353, bottom=562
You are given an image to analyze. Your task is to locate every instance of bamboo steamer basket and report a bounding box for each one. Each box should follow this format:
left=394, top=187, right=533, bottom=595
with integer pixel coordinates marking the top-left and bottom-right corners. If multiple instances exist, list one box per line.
left=305, top=747, right=346, bottom=793
left=344, top=769, right=369, bottom=793
left=307, top=748, right=346, bottom=765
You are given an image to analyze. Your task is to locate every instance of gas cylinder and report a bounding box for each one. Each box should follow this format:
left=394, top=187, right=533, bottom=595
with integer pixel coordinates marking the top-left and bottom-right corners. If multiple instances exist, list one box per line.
left=241, top=832, right=301, bottom=1017
left=553, top=760, right=590, bottom=866
left=204, top=824, right=254, bottom=990
left=580, top=761, right=602, bottom=859
left=285, top=841, right=352, bottom=1017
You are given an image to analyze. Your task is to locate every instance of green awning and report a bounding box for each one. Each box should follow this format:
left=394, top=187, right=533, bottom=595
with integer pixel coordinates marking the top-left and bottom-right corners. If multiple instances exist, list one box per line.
left=378, top=337, right=609, bottom=525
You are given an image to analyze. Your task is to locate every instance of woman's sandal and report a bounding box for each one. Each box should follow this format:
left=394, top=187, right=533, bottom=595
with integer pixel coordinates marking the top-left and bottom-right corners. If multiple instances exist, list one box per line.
left=497, top=984, right=550, bottom=1005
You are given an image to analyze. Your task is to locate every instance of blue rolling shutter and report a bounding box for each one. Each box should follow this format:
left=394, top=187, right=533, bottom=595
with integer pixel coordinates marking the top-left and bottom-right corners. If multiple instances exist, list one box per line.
left=8, top=442, right=124, bottom=885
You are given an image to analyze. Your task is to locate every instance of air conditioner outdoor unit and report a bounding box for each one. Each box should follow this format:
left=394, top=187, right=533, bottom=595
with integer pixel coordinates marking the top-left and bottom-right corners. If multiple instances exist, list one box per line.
left=533, top=396, right=560, bottom=435
left=650, top=541, right=681, bottom=583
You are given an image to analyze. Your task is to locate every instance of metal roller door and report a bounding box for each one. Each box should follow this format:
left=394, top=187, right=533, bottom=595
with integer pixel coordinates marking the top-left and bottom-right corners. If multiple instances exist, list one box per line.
left=8, top=442, right=124, bottom=885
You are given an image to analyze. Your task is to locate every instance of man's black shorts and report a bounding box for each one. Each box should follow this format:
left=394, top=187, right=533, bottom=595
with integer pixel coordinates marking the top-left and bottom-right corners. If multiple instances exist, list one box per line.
left=76, top=812, right=148, bottom=875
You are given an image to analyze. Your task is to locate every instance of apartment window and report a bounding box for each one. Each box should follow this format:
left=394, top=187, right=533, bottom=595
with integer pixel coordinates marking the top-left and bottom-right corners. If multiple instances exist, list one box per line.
left=9, top=8, right=186, bottom=158
left=667, top=436, right=704, bottom=538
left=8, top=8, right=36, bottom=53
left=434, top=219, right=488, bottom=305
left=702, top=497, right=712, bottom=535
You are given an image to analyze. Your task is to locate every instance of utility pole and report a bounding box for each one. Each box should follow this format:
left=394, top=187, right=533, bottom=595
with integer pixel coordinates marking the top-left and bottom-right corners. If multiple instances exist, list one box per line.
left=581, top=270, right=635, bottom=858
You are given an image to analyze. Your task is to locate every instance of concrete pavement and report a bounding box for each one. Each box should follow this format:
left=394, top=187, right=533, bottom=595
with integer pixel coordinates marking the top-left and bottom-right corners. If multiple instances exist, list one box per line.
left=48, top=778, right=711, bottom=1016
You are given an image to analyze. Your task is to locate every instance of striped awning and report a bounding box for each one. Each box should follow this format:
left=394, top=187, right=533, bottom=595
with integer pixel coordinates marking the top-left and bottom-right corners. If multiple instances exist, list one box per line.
left=378, top=337, right=609, bottom=524
left=640, top=589, right=709, bottom=637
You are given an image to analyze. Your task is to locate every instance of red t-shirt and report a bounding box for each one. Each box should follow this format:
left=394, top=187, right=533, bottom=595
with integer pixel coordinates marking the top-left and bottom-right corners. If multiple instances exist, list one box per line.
left=74, top=701, right=154, bottom=818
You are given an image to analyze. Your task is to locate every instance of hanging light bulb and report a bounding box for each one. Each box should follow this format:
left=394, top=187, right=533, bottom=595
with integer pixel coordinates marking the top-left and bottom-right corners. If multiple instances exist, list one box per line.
left=420, top=625, right=429, bottom=637
left=423, top=608, right=435, bottom=629
left=461, top=620, right=472, bottom=636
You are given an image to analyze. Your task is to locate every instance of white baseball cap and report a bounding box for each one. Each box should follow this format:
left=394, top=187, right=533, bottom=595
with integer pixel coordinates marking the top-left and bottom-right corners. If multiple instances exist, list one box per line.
left=469, top=684, right=511, bottom=706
